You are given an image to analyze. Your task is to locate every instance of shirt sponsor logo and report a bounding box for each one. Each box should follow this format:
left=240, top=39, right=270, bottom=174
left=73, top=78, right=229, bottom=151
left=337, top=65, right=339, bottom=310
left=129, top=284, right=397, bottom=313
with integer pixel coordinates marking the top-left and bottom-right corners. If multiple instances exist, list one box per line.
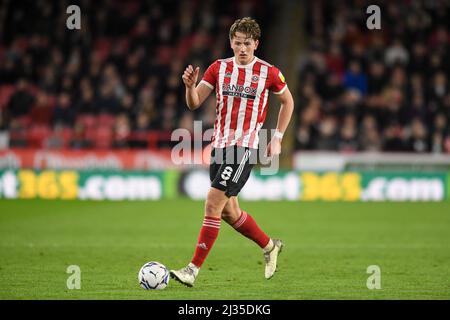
left=221, top=83, right=257, bottom=99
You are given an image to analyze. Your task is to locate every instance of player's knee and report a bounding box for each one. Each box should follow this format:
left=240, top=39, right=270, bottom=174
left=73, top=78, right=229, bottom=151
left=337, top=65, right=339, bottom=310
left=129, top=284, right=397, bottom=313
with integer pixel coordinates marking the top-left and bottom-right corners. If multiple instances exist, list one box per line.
left=221, top=211, right=238, bottom=225
left=221, top=205, right=240, bottom=224
left=204, top=200, right=222, bottom=217
left=221, top=208, right=233, bottom=222
left=205, top=188, right=228, bottom=217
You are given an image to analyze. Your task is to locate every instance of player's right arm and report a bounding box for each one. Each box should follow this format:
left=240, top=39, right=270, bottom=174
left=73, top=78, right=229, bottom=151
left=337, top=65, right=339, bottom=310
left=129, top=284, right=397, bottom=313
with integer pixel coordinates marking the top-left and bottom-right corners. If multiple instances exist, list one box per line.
left=182, top=65, right=213, bottom=110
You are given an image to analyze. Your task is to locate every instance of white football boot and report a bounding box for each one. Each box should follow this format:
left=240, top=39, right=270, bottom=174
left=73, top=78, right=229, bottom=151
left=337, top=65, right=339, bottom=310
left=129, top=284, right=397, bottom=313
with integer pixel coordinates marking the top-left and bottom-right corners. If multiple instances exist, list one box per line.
left=170, top=263, right=198, bottom=287
left=264, top=239, right=284, bottom=279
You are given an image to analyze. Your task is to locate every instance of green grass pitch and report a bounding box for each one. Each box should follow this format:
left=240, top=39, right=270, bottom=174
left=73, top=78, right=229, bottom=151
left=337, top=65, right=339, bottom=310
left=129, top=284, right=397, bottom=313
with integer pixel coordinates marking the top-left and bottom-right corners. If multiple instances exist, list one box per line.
left=0, top=199, right=449, bottom=299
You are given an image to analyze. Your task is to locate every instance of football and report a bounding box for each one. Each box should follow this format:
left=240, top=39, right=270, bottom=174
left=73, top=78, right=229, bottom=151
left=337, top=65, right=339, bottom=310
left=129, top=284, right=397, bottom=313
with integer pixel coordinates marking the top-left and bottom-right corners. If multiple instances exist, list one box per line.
left=138, top=261, right=170, bottom=290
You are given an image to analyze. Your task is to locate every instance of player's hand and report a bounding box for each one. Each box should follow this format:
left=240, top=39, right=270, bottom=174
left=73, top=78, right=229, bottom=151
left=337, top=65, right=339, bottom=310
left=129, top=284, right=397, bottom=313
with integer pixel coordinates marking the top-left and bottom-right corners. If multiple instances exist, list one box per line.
left=265, top=136, right=282, bottom=158
left=182, top=65, right=200, bottom=88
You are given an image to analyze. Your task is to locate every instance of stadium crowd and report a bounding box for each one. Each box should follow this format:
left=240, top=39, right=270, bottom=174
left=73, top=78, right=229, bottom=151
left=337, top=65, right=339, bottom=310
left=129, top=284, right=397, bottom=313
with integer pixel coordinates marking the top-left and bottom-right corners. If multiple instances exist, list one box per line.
left=295, top=0, right=450, bottom=153
left=1, top=0, right=449, bottom=154
left=0, top=0, right=272, bottom=149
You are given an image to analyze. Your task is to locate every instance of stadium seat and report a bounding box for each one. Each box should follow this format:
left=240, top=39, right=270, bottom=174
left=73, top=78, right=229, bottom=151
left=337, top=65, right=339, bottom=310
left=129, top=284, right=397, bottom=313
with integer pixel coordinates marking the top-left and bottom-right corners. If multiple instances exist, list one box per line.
left=8, top=128, right=28, bottom=147
left=15, top=115, right=32, bottom=127
left=59, top=127, right=74, bottom=148
left=94, top=37, right=112, bottom=62
left=85, top=126, right=113, bottom=149
left=97, top=113, right=116, bottom=127
left=96, top=126, right=113, bottom=149
left=27, top=125, right=52, bottom=148
left=76, top=114, right=97, bottom=129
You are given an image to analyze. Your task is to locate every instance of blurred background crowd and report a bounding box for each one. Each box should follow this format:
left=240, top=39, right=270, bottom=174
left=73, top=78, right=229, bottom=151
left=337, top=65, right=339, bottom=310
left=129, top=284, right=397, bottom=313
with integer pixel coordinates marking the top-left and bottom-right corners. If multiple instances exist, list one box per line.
left=0, top=0, right=272, bottom=149
left=296, top=0, right=450, bottom=153
left=0, top=0, right=449, bottom=154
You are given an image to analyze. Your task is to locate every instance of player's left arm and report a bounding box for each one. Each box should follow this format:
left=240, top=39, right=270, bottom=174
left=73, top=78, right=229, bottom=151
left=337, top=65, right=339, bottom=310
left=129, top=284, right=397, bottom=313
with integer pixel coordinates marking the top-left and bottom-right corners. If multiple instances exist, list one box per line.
left=266, top=86, right=294, bottom=157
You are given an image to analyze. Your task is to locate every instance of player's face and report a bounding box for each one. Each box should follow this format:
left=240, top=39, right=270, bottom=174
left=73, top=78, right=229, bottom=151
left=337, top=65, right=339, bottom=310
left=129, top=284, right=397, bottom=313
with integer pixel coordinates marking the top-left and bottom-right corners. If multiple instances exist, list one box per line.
left=230, top=31, right=259, bottom=65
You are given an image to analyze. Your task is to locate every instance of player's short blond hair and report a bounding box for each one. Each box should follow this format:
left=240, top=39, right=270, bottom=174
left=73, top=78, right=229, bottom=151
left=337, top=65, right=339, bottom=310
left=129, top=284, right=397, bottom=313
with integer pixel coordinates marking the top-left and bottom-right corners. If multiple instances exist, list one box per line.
left=229, top=17, right=261, bottom=41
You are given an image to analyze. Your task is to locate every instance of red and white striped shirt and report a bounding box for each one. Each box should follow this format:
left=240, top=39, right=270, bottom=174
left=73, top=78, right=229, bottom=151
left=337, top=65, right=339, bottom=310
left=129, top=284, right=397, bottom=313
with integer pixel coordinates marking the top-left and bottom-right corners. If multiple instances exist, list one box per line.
left=200, top=56, right=287, bottom=149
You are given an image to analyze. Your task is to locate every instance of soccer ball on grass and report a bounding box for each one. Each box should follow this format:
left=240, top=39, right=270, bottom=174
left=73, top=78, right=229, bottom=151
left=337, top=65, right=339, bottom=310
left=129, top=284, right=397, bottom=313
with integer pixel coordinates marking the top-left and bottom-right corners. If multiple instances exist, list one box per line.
left=138, top=261, right=170, bottom=290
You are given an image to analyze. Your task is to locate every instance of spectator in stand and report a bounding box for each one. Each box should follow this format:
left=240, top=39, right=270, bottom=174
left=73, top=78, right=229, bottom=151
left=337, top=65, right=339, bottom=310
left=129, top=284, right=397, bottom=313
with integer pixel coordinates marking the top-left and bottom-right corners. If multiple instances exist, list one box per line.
left=385, top=38, right=409, bottom=66
left=358, top=115, right=381, bottom=151
left=407, top=95, right=428, bottom=123
left=315, top=116, right=339, bottom=151
left=159, top=92, right=178, bottom=131
left=135, top=112, right=151, bottom=132
left=429, top=72, right=448, bottom=103
left=297, top=1, right=450, bottom=154
left=360, top=128, right=382, bottom=152
left=8, top=120, right=28, bottom=147
left=130, top=112, right=151, bottom=148
left=125, top=73, right=141, bottom=99
left=1, top=1, right=447, bottom=154
left=118, top=93, right=137, bottom=123
left=6, top=79, right=34, bottom=119
left=29, top=91, right=53, bottom=126
left=53, top=92, right=75, bottom=127
left=367, top=61, right=387, bottom=95
left=295, top=122, right=317, bottom=151
left=70, top=123, right=91, bottom=149
left=433, top=113, right=448, bottom=138
left=46, top=124, right=65, bottom=149
left=113, top=113, right=131, bottom=148
left=405, top=118, right=429, bottom=153
left=343, top=60, right=368, bottom=96
left=96, top=82, right=121, bottom=115
left=338, top=114, right=358, bottom=152
left=0, top=111, right=6, bottom=131
left=383, top=123, right=405, bottom=152
left=77, top=84, right=97, bottom=115
left=0, top=0, right=274, bottom=150
left=179, top=112, right=194, bottom=133
left=0, top=56, right=20, bottom=84
left=408, top=42, right=428, bottom=75
left=317, top=73, right=344, bottom=105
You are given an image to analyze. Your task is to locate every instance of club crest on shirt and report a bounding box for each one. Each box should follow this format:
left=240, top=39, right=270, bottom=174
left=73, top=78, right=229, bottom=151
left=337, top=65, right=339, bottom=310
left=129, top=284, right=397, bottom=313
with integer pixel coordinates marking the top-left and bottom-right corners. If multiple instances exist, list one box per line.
left=251, top=75, right=259, bottom=83
left=225, top=72, right=232, bottom=78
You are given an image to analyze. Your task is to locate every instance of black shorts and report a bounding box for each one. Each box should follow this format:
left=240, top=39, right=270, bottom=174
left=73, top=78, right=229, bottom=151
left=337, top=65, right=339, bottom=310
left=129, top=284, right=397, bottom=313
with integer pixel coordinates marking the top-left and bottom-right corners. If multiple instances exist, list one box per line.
left=210, top=146, right=257, bottom=197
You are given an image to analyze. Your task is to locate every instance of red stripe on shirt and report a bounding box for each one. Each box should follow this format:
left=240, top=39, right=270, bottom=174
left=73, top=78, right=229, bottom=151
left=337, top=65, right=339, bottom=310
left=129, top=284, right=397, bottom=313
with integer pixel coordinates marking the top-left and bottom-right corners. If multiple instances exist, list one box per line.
left=239, top=61, right=262, bottom=146
left=227, top=67, right=246, bottom=146
left=214, top=61, right=234, bottom=146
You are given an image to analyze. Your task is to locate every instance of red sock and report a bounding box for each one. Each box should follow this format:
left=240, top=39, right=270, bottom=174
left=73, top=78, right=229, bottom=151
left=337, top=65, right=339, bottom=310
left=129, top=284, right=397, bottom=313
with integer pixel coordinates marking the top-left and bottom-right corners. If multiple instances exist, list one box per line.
left=191, top=216, right=221, bottom=268
left=232, top=211, right=270, bottom=248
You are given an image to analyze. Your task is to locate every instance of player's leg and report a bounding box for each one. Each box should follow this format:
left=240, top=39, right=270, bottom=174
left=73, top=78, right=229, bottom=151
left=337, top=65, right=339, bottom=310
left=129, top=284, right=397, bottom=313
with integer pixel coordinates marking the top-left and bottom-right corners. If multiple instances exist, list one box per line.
left=222, top=197, right=271, bottom=248
left=170, top=187, right=228, bottom=287
left=221, top=197, right=284, bottom=279
left=220, top=196, right=240, bottom=224
left=191, top=187, right=229, bottom=267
